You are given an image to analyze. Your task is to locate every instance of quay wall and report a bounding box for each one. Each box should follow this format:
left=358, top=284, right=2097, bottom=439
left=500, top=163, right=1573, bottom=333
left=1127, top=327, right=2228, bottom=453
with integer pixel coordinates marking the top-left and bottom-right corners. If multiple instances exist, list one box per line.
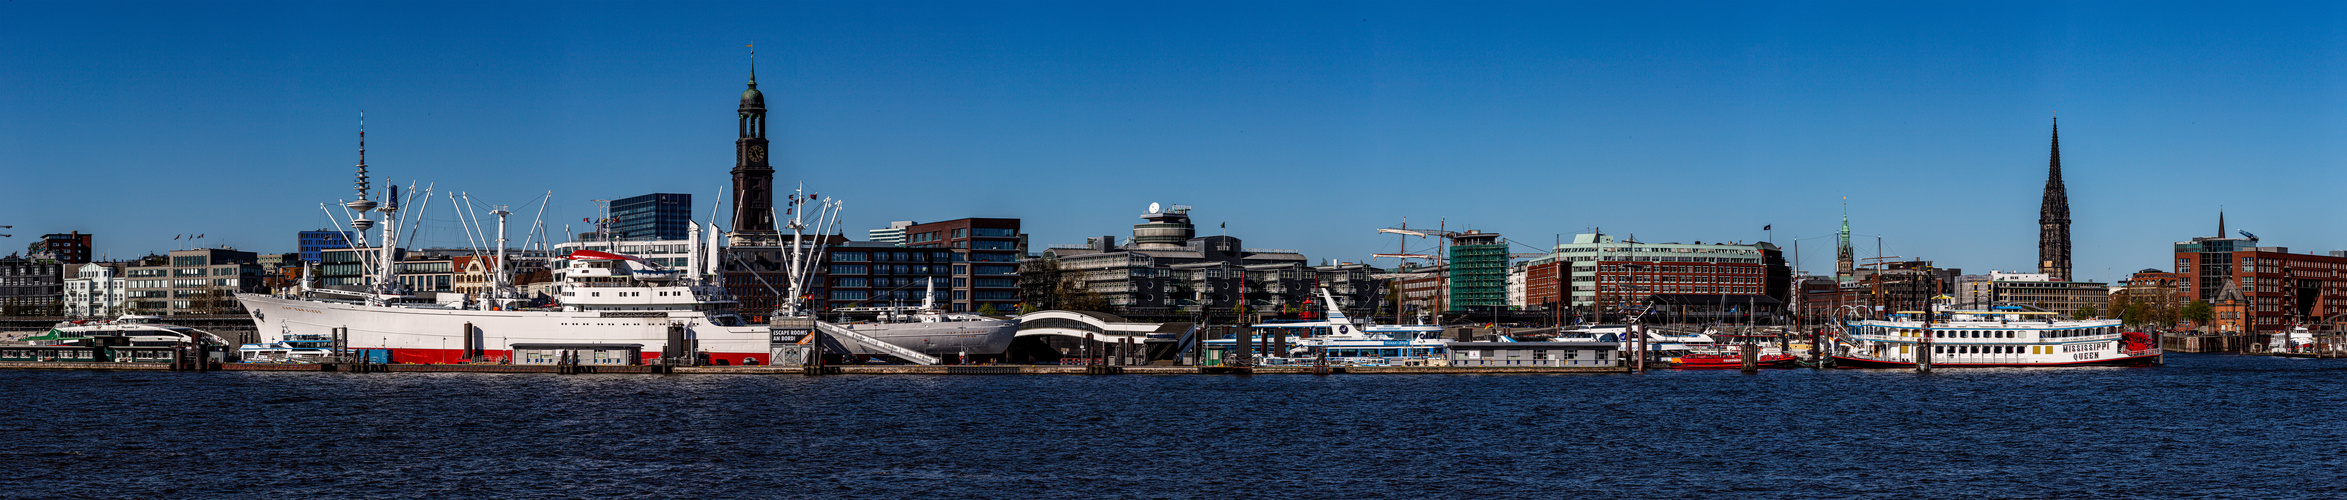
left=2162, top=335, right=2247, bottom=353
left=0, top=361, right=171, bottom=371
left=0, top=362, right=1626, bottom=375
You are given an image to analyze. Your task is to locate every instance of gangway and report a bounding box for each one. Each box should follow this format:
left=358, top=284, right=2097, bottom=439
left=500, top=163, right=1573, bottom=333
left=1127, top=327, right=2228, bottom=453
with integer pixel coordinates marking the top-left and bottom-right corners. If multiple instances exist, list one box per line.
left=814, top=321, right=942, bottom=365
left=1170, top=323, right=1202, bottom=360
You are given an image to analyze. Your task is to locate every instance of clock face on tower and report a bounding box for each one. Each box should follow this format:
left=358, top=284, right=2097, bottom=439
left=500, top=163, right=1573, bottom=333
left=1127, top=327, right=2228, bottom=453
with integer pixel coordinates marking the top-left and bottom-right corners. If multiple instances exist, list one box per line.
left=747, top=144, right=766, bottom=163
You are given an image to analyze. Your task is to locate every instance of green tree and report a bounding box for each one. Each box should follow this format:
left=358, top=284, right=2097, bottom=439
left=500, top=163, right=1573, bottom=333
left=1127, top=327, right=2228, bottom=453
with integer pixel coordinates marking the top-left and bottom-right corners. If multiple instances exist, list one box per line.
left=2072, top=305, right=2097, bottom=320
left=2182, top=300, right=2214, bottom=325
left=977, top=303, right=1001, bottom=316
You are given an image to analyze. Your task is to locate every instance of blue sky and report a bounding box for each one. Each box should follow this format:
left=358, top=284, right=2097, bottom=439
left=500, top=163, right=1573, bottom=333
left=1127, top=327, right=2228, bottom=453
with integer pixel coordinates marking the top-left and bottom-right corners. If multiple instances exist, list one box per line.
left=4, top=1, right=2344, bottom=282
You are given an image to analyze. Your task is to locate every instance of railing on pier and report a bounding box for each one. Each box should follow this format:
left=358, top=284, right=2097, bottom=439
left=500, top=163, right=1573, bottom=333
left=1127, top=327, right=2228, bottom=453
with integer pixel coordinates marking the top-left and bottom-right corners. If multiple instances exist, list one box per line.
left=814, top=322, right=942, bottom=365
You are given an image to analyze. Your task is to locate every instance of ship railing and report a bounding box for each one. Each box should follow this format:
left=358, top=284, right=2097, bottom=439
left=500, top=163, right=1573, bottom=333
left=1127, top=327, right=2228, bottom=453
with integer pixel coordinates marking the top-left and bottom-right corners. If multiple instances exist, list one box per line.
left=813, top=321, right=942, bottom=365
left=565, top=282, right=655, bottom=288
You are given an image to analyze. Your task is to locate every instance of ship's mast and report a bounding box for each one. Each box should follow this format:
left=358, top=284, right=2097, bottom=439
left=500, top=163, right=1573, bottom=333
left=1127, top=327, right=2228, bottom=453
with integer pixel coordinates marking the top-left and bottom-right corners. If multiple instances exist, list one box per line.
left=375, top=184, right=402, bottom=297
left=345, top=112, right=380, bottom=300
left=687, top=221, right=703, bottom=287
left=777, top=183, right=842, bottom=318
left=491, top=206, right=512, bottom=302
left=783, top=184, right=805, bottom=314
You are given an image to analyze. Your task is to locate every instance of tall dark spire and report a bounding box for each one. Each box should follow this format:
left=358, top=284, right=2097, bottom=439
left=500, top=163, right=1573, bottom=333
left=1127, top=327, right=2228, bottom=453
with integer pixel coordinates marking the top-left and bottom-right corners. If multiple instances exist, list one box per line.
left=1836, top=198, right=1853, bottom=282
left=730, top=47, right=777, bottom=245
left=2038, top=117, right=2072, bottom=281
left=2218, top=206, right=2226, bottom=238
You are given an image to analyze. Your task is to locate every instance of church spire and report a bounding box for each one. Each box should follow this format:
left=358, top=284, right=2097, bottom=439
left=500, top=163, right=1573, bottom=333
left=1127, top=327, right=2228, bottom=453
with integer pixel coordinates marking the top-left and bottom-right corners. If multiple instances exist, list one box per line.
left=1836, top=198, right=1854, bottom=282
left=2038, top=117, right=2073, bottom=282
left=2218, top=206, right=2227, bottom=238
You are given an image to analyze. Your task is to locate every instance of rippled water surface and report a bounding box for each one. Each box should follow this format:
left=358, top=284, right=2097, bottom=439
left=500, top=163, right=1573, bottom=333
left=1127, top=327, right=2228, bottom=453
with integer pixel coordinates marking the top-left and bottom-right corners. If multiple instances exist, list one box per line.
left=6, top=354, right=2345, bottom=499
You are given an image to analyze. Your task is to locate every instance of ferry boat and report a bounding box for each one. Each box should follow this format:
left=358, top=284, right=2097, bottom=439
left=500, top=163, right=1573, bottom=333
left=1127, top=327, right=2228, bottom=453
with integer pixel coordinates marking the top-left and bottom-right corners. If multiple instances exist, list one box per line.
left=1209, top=288, right=1449, bottom=366
left=1829, top=307, right=2161, bottom=368
left=38, top=315, right=230, bottom=348
left=21, top=315, right=231, bottom=364
left=237, top=330, right=338, bottom=363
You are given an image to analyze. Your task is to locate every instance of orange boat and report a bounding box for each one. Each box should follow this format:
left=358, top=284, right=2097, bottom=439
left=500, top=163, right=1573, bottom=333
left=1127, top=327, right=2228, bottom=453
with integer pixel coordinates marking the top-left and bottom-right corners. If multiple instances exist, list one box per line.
left=1667, top=352, right=1798, bottom=369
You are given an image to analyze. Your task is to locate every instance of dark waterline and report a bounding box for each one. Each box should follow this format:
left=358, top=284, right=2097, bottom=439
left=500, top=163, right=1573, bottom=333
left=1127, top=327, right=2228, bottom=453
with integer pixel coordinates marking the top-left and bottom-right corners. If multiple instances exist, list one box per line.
left=5, top=354, right=2344, bottom=499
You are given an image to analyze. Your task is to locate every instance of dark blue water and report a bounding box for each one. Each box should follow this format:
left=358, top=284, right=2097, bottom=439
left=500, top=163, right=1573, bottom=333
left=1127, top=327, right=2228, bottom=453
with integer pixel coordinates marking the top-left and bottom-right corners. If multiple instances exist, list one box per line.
left=5, top=354, right=2343, bottom=499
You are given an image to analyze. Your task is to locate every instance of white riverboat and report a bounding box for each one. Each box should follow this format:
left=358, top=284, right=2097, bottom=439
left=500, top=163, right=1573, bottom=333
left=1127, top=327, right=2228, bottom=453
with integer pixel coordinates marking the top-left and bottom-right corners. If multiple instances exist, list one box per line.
left=44, top=315, right=230, bottom=348
left=1209, top=288, right=1450, bottom=366
left=1830, top=308, right=2161, bottom=368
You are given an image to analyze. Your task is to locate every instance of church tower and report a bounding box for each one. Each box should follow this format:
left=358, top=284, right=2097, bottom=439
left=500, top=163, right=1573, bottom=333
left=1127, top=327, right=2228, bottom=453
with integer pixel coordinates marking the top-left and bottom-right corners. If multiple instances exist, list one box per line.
left=1836, top=201, right=1854, bottom=282
left=2039, top=118, right=2072, bottom=282
left=729, top=50, right=779, bottom=245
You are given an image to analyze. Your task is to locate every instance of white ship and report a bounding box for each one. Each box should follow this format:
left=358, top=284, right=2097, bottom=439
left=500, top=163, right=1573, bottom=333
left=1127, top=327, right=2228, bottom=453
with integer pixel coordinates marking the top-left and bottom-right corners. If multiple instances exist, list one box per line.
left=1829, top=307, right=2162, bottom=368
left=237, top=122, right=801, bottom=366
left=239, top=245, right=778, bottom=365
left=42, top=315, right=230, bottom=348
left=826, top=281, right=1018, bottom=362
left=1210, top=288, right=1450, bottom=365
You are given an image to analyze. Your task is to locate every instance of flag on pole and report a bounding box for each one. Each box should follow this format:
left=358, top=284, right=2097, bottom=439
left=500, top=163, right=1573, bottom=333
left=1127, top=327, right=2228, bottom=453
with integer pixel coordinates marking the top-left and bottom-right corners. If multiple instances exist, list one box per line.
left=1762, top=224, right=1771, bottom=230
left=173, top=235, right=181, bottom=240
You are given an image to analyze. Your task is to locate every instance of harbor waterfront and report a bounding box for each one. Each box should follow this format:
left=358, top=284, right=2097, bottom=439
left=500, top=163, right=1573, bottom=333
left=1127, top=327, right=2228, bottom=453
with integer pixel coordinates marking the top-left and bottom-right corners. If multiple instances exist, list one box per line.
left=3, top=353, right=2341, bottom=499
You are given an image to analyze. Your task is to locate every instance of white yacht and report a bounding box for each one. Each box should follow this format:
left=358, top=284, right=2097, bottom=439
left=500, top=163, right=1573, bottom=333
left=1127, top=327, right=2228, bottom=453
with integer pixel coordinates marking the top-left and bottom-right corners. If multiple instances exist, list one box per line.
left=1210, top=288, right=1450, bottom=366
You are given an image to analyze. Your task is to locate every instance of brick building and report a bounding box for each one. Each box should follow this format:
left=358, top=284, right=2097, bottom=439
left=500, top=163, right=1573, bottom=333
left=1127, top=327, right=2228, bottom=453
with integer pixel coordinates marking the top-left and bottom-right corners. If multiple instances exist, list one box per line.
left=2175, top=228, right=2347, bottom=334
left=1522, top=234, right=1789, bottom=322
left=29, top=232, right=91, bottom=265
left=903, top=218, right=1025, bottom=313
